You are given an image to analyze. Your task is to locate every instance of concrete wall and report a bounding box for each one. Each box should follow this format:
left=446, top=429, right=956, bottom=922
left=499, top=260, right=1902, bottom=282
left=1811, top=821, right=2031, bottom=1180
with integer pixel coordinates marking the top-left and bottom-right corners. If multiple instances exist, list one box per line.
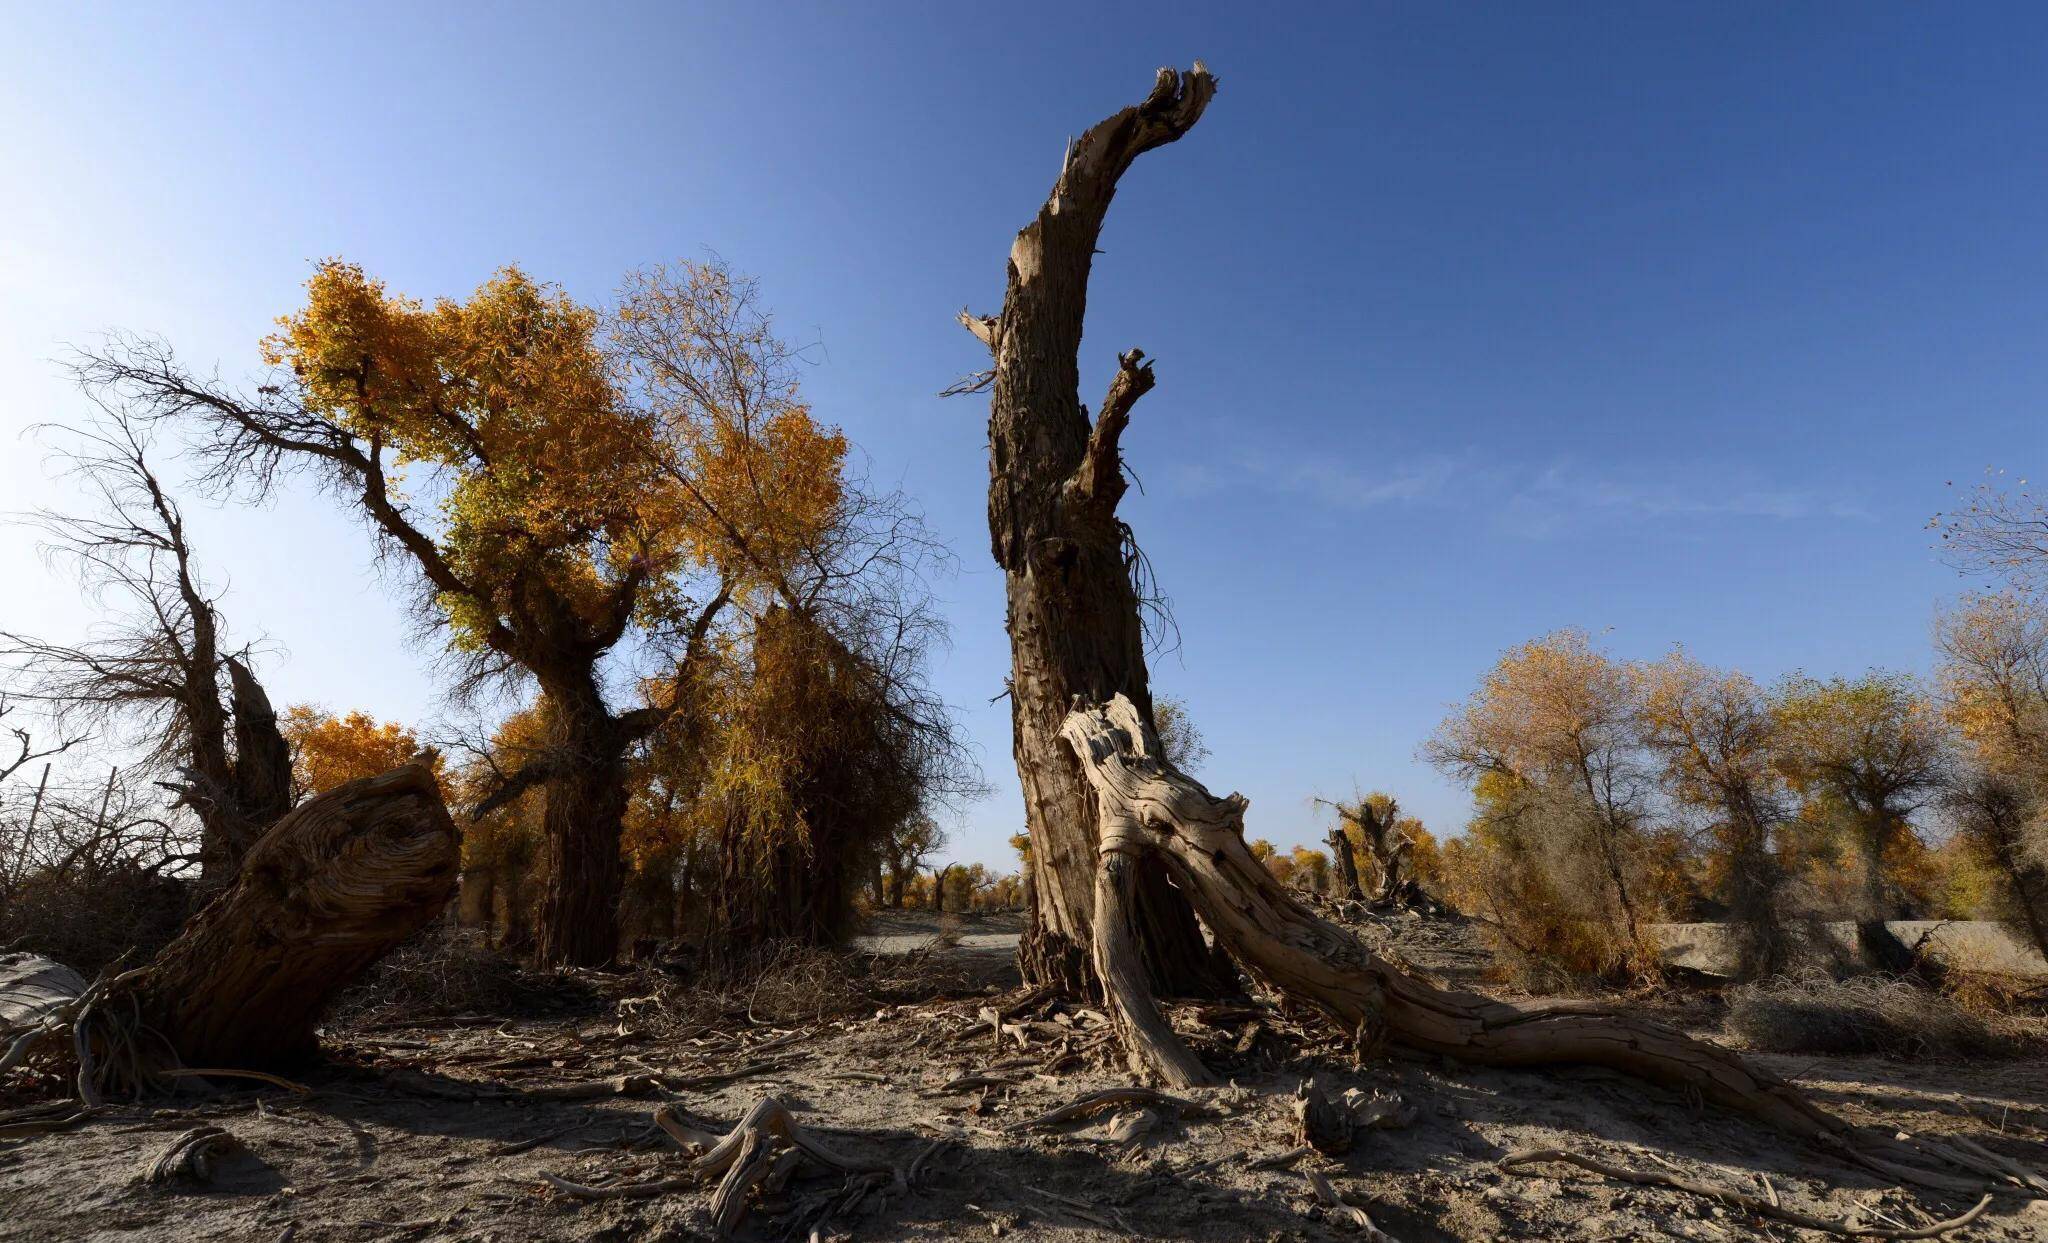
left=1654, top=920, right=2048, bottom=978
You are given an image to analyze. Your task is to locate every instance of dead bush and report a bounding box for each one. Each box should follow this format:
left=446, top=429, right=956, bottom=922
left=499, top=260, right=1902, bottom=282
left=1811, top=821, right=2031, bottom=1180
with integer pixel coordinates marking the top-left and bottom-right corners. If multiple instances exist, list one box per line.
left=621, top=939, right=982, bottom=1033
left=329, top=925, right=599, bottom=1025
left=0, top=865, right=188, bottom=975
left=1727, top=970, right=2038, bottom=1059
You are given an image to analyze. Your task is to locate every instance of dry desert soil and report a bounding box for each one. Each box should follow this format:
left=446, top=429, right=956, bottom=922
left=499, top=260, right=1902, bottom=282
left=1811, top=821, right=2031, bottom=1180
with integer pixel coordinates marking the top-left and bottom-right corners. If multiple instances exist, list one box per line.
left=3, top=910, right=2045, bottom=1242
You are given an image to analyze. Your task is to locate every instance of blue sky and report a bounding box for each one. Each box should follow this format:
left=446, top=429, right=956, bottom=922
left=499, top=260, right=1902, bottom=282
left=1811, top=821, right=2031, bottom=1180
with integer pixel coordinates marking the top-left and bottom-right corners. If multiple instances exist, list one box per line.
left=3, top=4, right=2041, bottom=865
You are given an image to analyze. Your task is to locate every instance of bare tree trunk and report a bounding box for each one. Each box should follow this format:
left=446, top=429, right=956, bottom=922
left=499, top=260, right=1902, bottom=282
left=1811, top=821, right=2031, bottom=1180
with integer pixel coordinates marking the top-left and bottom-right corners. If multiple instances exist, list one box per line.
left=1325, top=828, right=1364, bottom=902
left=963, top=62, right=1233, bottom=1001
left=223, top=655, right=293, bottom=840
left=185, top=656, right=295, bottom=888
left=117, top=764, right=457, bottom=1069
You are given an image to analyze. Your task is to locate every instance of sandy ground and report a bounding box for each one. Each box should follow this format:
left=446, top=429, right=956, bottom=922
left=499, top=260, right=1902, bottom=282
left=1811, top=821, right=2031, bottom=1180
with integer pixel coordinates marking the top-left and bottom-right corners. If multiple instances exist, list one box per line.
left=4, top=913, right=2046, bottom=1242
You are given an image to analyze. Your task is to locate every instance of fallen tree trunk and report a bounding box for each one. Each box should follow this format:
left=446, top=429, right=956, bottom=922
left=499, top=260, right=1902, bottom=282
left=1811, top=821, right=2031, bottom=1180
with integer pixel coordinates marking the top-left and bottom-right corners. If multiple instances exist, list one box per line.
left=1063, top=695, right=2028, bottom=1194
left=120, top=762, right=457, bottom=1070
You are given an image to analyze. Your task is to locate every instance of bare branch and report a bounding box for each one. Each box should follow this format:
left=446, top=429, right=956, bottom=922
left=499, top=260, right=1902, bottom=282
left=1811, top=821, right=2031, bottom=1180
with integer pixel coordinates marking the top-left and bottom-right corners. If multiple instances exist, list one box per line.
left=1070, top=349, right=1154, bottom=510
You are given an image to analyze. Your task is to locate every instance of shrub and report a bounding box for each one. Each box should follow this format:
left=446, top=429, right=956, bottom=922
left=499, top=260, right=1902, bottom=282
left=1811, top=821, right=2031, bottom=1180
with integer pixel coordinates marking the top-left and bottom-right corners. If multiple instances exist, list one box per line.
left=1726, top=970, right=2035, bottom=1059
left=329, top=925, right=598, bottom=1025
left=0, top=865, right=188, bottom=975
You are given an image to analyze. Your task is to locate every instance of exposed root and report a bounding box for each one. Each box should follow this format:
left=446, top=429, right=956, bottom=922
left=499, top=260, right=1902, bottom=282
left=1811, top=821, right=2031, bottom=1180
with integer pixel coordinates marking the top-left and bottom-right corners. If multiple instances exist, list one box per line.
left=1057, top=693, right=2047, bottom=1199
left=550, top=1097, right=904, bottom=1238
left=1002, top=1086, right=1219, bottom=1132
left=142, top=1125, right=245, bottom=1186
left=157, top=1068, right=312, bottom=1095
left=1503, top=1148, right=1995, bottom=1239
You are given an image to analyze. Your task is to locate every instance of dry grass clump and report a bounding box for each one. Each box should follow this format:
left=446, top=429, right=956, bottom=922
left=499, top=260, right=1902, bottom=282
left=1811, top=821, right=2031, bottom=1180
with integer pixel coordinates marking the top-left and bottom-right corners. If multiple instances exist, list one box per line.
left=330, top=925, right=599, bottom=1024
left=1727, top=969, right=2038, bottom=1059
left=623, top=939, right=983, bottom=1033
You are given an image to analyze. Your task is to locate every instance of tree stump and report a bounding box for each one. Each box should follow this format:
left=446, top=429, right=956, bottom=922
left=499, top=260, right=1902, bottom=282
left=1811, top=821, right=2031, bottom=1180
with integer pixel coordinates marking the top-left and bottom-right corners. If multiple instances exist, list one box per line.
left=121, top=762, right=457, bottom=1068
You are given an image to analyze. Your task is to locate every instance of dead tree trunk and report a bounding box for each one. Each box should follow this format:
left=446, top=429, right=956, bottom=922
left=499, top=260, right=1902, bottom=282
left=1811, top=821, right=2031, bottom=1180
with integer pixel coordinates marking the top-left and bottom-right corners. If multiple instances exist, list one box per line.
left=958, top=68, right=2021, bottom=1195
left=1325, top=827, right=1365, bottom=902
left=961, top=62, right=1232, bottom=1000
left=180, top=656, right=295, bottom=889
left=117, top=763, right=457, bottom=1071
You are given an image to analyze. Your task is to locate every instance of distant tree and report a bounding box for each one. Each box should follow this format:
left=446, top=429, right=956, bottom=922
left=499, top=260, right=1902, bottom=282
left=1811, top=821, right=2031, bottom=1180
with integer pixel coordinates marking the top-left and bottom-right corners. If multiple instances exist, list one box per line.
left=1638, top=650, right=1789, bottom=981
left=1425, top=630, right=1662, bottom=981
left=1152, top=694, right=1210, bottom=772
left=1934, top=591, right=2048, bottom=956
left=2, top=411, right=290, bottom=885
left=281, top=705, right=444, bottom=799
left=884, top=814, right=947, bottom=910
left=1770, top=671, right=1952, bottom=969
left=1287, top=845, right=1331, bottom=893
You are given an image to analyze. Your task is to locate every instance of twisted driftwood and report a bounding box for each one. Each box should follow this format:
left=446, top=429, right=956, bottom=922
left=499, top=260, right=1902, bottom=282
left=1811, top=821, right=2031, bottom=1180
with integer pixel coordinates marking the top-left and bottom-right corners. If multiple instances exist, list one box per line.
left=1062, top=694, right=2042, bottom=1198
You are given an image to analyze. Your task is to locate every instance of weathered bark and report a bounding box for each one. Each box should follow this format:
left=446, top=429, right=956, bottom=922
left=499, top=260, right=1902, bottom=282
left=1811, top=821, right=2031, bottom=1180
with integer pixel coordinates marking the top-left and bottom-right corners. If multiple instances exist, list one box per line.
left=121, top=763, right=457, bottom=1068
left=965, top=62, right=1232, bottom=1000
left=1325, top=828, right=1365, bottom=902
left=1060, top=696, right=2008, bottom=1190
left=532, top=673, right=633, bottom=969
left=183, top=658, right=295, bottom=889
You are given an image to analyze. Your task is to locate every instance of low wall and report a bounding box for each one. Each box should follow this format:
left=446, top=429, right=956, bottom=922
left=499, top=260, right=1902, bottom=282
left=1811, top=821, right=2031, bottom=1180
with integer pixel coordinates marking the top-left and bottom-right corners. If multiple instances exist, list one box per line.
left=1654, top=920, right=2048, bottom=978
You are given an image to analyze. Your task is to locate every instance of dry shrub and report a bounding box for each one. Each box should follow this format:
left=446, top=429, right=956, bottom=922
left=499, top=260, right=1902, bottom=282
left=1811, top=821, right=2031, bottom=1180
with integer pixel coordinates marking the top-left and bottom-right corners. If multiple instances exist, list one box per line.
left=622, top=939, right=982, bottom=1033
left=1933, top=937, right=2048, bottom=1021
left=0, top=866, right=188, bottom=975
left=1727, top=969, right=2038, bottom=1059
left=329, top=925, right=599, bottom=1025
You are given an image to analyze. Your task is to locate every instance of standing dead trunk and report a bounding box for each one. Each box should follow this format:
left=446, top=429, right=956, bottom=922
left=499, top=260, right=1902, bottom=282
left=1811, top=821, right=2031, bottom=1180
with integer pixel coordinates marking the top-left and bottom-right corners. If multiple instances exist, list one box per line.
left=115, top=763, right=457, bottom=1071
left=957, top=69, right=2016, bottom=1197
left=1324, top=828, right=1365, bottom=902
left=962, top=62, right=1232, bottom=1001
left=181, top=655, right=295, bottom=888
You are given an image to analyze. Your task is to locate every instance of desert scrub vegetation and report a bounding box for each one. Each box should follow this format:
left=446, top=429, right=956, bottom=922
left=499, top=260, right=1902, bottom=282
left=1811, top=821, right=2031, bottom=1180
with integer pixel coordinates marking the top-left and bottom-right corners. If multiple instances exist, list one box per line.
left=1727, top=969, right=2044, bottom=1060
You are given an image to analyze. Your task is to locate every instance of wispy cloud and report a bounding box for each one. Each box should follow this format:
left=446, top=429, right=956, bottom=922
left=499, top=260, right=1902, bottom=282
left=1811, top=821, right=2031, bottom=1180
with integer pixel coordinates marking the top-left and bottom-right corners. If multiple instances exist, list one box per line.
left=1503, top=460, right=1875, bottom=536
left=1163, top=446, right=1873, bottom=537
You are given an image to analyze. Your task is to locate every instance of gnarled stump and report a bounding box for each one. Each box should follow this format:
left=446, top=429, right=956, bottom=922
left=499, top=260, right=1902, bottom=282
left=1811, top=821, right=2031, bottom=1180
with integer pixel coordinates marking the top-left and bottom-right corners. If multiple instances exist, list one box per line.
left=122, top=762, right=457, bottom=1069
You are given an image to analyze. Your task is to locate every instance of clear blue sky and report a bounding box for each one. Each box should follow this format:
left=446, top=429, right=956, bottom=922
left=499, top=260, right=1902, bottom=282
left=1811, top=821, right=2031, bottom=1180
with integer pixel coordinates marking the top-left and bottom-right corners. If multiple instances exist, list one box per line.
left=3, top=4, right=2041, bottom=865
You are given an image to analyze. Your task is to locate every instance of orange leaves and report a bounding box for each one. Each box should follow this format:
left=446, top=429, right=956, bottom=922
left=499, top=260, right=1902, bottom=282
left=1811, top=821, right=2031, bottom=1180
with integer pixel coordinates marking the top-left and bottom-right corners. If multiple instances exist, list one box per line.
left=1934, top=590, right=2048, bottom=773
left=262, top=256, right=863, bottom=659
left=281, top=704, right=445, bottom=800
